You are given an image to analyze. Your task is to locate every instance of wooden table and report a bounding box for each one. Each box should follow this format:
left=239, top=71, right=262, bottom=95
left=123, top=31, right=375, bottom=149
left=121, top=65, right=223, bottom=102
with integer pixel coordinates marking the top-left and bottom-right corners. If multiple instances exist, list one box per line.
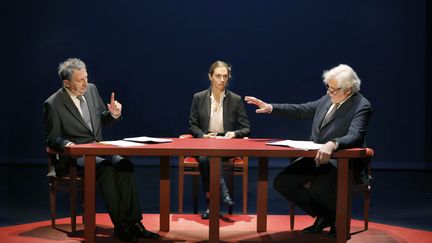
left=63, top=138, right=373, bottom=243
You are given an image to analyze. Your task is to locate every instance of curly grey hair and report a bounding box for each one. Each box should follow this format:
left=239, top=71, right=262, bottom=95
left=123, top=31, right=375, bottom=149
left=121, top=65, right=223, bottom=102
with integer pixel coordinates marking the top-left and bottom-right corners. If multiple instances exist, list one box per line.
left=58, top=58, right=86, bottom=81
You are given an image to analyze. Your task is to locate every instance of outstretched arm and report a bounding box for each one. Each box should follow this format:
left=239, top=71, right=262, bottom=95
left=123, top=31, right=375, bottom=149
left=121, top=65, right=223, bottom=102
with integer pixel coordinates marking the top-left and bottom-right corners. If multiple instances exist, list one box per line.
left=244, top=96, right=273, bottom=114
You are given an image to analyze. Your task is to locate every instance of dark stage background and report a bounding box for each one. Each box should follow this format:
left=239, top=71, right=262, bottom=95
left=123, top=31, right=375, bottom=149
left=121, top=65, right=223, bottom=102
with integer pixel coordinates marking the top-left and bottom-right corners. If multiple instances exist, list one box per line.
left=1, top=0, right=430, bottom=169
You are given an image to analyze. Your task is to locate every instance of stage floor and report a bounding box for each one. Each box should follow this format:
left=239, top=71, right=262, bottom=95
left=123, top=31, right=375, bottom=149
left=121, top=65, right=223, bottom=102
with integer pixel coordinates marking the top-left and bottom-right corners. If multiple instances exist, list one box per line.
left=1, top=214, right=431, bottom=243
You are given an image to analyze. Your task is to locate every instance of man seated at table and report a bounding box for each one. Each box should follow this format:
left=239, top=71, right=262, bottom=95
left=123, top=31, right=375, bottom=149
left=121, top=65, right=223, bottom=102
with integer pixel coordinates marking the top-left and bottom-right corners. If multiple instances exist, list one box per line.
left=43, top=58, right=160, bottom=242
left=245, top=64, right=372, bottom=238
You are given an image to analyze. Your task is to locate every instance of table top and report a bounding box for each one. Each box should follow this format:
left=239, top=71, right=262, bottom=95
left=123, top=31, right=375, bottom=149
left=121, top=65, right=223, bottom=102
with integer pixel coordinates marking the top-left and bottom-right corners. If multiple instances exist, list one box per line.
left=63, top=138, right=373, bottom=159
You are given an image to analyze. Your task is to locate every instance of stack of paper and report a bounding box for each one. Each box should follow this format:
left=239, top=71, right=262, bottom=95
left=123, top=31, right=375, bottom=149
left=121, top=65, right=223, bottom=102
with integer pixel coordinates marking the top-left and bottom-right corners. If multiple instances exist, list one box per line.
left=266, top=139, right=323, bottom=150
left=100, top=140, right=144, bottom=147
left=123, top=136, right=173, bottom=143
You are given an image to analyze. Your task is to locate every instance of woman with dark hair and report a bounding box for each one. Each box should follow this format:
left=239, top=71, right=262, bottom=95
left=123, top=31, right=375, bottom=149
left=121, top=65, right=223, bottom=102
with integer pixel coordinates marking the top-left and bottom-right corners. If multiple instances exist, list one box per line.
left=189, top=60, right=251, bottom=219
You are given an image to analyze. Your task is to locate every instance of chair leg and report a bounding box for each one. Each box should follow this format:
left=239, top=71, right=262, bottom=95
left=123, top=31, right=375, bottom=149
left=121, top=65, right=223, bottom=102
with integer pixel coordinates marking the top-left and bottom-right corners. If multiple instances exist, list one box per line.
left=192, top=175, right=199, bottom=214
left=364, top=190, right=370, bottom=230
left=49, top=184, right=56, bottom=228
left=289, top=202, right=295, bottom=230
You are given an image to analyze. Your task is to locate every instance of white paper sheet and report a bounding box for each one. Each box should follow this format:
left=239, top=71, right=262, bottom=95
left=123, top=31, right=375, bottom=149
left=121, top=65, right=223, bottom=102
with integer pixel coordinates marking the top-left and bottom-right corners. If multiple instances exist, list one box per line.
left=123, top=136, right=173, bottom=143
left=266, top=139, right=323, bottom=150
left=100, top=140, right=145, bottom=147
left=216, top=136, right=230, bottom=139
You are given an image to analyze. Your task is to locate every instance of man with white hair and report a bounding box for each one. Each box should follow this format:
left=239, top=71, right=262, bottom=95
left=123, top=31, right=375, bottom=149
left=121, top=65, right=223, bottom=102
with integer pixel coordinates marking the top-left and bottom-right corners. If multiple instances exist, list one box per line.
left=245, top=64, right=372, bottom=238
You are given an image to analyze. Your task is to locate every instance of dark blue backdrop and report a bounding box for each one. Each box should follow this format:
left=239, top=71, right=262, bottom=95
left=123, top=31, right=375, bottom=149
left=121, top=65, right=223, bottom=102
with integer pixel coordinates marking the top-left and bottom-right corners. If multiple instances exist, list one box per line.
left=1, top=0, right=430, bottom=169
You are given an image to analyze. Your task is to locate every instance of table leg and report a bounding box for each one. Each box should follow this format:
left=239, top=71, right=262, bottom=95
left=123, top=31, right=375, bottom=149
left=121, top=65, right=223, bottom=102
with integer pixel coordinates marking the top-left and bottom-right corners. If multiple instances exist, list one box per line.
left=84, top=155, right=96, bottom=243
left=257, top=157, right=268, bottom=232
left=160, top=156, right=170, bottom=232
left=209, top=157, right=221, bottom=243
left=336, top=158, right=349, bottom=243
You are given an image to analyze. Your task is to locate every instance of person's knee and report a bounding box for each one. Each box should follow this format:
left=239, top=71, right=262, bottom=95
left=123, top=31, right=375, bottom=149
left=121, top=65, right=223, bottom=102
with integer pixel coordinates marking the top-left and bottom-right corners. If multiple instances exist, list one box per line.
left=198, top=156, right=209, bottom=164
left=273, top=174, right=306, bottom=198
left=273, top=174, right=283, bottom=192
left=114, top=159, right=134, bottom=173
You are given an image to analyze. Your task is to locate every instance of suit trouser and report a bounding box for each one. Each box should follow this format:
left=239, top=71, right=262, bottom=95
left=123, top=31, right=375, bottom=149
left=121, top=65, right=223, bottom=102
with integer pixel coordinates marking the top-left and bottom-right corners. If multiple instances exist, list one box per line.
left=95, top=157, right=143, bottom=226
left=273, top=158, right=337, bottom=222
left=198, top=156, right=232, bottom=195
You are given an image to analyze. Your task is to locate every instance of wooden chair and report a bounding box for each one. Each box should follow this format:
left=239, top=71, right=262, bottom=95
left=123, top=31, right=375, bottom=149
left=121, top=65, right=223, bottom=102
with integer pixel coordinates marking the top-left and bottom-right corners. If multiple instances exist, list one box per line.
left=288, top=148, right=373, bottom=233
left=47, top=147, right=83, bottom=235
left=178, top=134, right=248, bottom=214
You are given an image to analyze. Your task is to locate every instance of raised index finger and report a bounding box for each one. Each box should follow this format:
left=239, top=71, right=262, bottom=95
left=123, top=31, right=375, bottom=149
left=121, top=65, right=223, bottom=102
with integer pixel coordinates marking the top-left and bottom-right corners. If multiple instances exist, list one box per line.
left=110, top=92, right=115, bottom=104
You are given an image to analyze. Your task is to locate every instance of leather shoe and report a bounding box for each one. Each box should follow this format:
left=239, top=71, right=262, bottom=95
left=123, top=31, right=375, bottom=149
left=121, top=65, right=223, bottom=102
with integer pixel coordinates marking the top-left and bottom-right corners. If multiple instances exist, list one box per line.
left=113, top=223, right=136, bottom=242
left=327, top=226, right=336, bottom=238
left=130, top=221, right=161, bottom=239
left=326, top=226, right=351, bottom=240
left=301, top=217, right=333, bottom=234
left=201, top=208, right=231, bottom=221
left=201, top=208, right=210, bottom=219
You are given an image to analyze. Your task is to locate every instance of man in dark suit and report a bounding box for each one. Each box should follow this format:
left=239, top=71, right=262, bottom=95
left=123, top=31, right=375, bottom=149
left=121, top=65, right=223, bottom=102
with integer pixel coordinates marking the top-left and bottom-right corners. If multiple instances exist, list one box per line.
left=43, top=58, right=160, bottom=241
left=189, top=60, right=251, bottom=219
left=245, top=64, right=372, bottom=238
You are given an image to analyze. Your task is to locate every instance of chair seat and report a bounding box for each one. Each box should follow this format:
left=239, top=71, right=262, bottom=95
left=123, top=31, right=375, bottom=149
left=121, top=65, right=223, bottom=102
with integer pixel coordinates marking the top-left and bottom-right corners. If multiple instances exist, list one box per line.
left=229, top=157, right=245, bottom=167
left=49, top=175, right=84, bottom=189
left=184, top=157, right=199, bottom=164
left=184, top=156, right=244, bottom=166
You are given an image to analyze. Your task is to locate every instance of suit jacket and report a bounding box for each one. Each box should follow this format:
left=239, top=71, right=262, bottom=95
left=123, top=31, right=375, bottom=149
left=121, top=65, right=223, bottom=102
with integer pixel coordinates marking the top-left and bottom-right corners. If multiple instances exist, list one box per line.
left=44, top=83, right=120, bottom=175
left=271, top=92, right=373, bottom=184
left=189, top=89, right=251, bottom=138
left=271, top=92, right=372, bottom=149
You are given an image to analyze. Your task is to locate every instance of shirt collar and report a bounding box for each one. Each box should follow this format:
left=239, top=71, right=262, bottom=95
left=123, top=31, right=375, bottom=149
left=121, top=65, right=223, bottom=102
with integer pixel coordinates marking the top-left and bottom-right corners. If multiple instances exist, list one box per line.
left=64, top=86, right=79, bottom=100
left=210, top=90, right=226, bottom=101
left=338, top=93, right=354, bottom=106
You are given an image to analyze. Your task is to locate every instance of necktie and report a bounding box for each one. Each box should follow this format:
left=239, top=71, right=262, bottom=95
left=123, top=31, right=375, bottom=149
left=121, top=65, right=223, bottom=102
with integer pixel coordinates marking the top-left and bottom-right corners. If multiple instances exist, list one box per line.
left=320, top=103, right=340, bottom=128
left=77, top=96, right=93, bottom=132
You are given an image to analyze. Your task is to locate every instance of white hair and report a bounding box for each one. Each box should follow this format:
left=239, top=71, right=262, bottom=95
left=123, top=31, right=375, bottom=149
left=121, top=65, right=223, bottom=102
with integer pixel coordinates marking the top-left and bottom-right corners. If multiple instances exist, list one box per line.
left=322, top=64, right=361, bottom=93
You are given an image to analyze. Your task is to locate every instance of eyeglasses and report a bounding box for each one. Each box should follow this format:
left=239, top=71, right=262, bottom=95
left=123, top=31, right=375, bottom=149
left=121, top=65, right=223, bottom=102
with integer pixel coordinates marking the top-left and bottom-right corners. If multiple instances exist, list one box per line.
left=326, top=85, right=341, bottom=95
left=214, top=74, right=229, bottom=80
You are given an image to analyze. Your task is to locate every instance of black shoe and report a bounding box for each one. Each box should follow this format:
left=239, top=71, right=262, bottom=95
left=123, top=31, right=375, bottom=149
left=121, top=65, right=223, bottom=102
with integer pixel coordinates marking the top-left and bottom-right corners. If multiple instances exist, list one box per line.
left=301, top=217, right=333, bottom=234
left=219, top=214, right=235, bottom=223
left=327, top=226, right=336, bottom=238
left=326, top=226, right=351, bottom=240
left=221, top=192, right=235, bottom=207
left=113, top=223, right=136, bottom=242
left=201, top=208, right=210, bottom=219
left=130, top=221, right=161, bottom=239
left=201, top=208, right=230, bottom=221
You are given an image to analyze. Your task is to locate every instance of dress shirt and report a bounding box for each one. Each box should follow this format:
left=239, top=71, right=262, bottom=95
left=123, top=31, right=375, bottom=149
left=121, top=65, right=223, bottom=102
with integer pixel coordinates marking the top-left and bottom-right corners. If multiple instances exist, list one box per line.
left=208, top=92, right=225, bottom=134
